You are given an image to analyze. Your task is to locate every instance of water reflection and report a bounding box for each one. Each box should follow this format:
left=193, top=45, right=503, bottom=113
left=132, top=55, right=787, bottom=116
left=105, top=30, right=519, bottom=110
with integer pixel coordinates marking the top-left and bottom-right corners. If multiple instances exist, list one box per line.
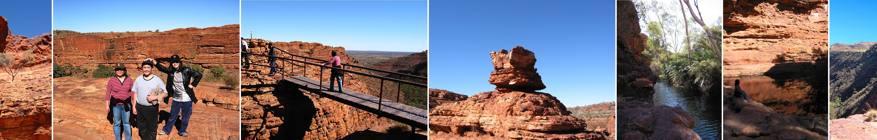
left=654, top=82, right=720, bottom=140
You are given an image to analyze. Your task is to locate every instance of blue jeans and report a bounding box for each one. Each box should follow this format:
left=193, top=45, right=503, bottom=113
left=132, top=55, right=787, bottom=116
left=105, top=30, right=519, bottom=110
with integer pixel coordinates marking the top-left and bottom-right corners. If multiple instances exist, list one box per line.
left=269, top=58, right=277, bottom=74
left=162, top=101, right=192, bottom=135
left=329, top=69, right=343, bottom=92
left=112, top=104, right=132, bottom=140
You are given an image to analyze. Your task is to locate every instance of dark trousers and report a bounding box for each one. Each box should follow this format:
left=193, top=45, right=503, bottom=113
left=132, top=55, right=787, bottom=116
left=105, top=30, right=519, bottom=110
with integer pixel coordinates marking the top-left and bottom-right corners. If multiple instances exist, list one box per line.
left=269, top=58, right=277, bottom=74
left=162, top=101, right=193, bottom=134
left=329, top=68, right=343, bottom=92
left=242, top=53, right=250, bottom=69
left=136, top=104, right=159, bottom=140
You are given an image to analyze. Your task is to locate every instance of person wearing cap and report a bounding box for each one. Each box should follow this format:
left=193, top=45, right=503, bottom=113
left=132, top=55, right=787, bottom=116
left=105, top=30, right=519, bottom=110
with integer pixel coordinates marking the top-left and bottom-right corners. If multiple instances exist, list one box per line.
left=268, top=42, right=277, bottom=76
left=131, top=60, right=167, bottom=140
left=149, top=55, right=202, bottom=137
left=106, top=65, right=134, bottom=140
left=322, top=51, right=343, bottom=92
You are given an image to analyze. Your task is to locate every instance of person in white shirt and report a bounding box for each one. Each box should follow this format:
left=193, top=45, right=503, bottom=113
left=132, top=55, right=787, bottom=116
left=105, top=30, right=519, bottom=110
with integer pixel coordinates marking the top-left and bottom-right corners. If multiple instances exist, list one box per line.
left=131, top=60, right=166, bottom=140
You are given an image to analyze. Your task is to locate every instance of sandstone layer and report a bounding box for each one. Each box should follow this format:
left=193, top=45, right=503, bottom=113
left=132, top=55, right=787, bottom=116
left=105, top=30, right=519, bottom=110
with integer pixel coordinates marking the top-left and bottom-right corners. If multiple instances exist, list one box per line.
left=0, top=16, right=52, bottom=139
left=429, top=46, right=607, bottom=139
left=428, top=89, right=467, bottom=110
left=723, top=0, right=828, bottom=77
left=53, top=24, right=240, bottom=70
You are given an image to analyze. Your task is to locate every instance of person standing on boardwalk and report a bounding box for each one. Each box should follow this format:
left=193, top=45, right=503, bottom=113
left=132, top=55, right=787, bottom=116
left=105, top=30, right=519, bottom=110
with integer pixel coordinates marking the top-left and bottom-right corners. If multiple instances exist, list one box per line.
left=132, top=60, right=167, bottom=140
left=148, top=55, right=202, bottom=137
left=106, top=65, right=134, bottom=140
left=268, top=42, right=277, bottom=76
left=322, top=51, right=343, bottom=92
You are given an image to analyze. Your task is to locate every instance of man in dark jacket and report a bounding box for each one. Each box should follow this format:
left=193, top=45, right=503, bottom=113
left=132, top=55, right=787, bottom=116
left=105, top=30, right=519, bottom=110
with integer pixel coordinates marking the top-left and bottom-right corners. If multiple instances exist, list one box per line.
left=268, top=42, right=277, bottom=76
left=148, top=55, right=202, bottom=137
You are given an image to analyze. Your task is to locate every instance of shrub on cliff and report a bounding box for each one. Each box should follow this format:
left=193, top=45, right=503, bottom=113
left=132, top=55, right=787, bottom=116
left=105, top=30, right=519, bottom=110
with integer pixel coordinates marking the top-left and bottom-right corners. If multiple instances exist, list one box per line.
left=0, top=53, right=17, bottom=82
left=209, top=67, right=226, bottom=82
left=222, top=74, right=239, bottom=90
left=92, top=64, right=115, bottom=78
left=53, top=64, right=87, bottom=78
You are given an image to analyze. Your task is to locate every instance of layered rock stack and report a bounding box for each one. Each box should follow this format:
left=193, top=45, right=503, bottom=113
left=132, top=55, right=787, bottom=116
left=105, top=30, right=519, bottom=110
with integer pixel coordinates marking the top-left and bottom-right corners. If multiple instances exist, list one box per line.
left=429, top=46, right=607, bottom=139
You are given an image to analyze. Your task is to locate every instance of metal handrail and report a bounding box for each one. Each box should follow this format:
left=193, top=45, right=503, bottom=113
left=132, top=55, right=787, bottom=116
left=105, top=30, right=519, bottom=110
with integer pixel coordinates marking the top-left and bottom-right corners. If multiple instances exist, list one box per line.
left=249, top=47, right=427, bottom=113
left=274, top=48, right=427, bottom=81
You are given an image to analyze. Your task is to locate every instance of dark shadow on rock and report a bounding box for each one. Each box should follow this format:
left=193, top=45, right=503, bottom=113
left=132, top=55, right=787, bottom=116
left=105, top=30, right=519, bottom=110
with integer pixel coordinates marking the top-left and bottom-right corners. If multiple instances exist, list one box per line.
left=339, top=127, right=426, bottom=140
left=267, top=80, right=317, bottom=139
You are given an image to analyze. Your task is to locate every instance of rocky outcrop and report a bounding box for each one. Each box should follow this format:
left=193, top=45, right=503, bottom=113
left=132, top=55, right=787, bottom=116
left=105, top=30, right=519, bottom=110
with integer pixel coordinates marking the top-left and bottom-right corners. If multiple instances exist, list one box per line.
left=0, top=16, right=52, bottom=140
left=832, top=42, right=877, bottom=52
left=53, top=24, right=240, bottom=69
left=722, top=0, right=828, bottom=77
left=371, top=51, right=427, bottom=77
left=488, top=46, right=544, bottom=92
left=0, top=16, right=7, bottom=51
left=723, top=87, right=827, bottom=139
left=830, top=44, right=877, bottom=118
left=429, top=47, right=607, bottom=140
left=618, top=101, right=699, bottom=139
left=616, top=0, right=656, bottom=101
left=569, top=102, right=616, bottom=139
left=428, top=89, right=467, bottom=110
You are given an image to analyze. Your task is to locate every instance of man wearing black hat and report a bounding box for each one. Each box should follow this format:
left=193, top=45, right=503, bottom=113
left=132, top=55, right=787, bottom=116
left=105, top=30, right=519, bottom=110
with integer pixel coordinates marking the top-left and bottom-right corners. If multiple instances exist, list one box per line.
left=147, top=55, right=202, bottom=137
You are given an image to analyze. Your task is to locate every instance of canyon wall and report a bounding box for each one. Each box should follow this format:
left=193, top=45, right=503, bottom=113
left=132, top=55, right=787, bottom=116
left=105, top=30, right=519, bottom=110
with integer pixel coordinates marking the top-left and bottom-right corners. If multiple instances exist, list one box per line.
left=53, top=24, right=240, bottom=69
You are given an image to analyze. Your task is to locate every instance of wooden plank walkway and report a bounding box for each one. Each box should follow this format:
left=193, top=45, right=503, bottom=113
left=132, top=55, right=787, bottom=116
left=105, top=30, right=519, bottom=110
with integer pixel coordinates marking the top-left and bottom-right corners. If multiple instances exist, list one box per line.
left=281, top=76, right=428, bottom=129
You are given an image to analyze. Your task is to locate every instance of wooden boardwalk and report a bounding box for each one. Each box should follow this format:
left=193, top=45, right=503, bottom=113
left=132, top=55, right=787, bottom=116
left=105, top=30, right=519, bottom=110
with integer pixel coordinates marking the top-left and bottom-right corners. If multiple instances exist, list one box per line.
left=281, top=76, right=428, bottom=129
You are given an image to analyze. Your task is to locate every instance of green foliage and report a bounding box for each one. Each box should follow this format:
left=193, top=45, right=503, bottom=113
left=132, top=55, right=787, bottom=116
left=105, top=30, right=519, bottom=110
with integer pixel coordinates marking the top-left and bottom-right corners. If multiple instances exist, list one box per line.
left=643, top=24, right=722, bottom=93
left=223, top=74, right=239, bottom=90
left=830, top=96, right=843, bottom=119
left=53, top=64, right=87, bottom=78
left=401, top=84, right=427, bottom=109
left=209, top=67, right=226, bottom=81
left=187, top=64, right=205, bottom=74
left=93, top=64, right=115, bottom=78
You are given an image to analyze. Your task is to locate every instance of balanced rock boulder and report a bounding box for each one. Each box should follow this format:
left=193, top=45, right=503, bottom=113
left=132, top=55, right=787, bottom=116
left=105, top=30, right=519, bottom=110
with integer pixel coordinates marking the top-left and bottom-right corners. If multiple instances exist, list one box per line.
left=430, top=46, right=607, bottom=139
left=488, top=46, right=545, bottom=92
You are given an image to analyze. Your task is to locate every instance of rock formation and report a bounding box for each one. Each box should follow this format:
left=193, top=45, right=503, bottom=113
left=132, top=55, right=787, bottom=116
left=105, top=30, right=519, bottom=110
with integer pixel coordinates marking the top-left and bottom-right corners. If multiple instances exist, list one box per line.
left=488, top=46, right=545, bottom=92
left=429, top=47, right=607, bottom=140
left=53, top=24, right=240, bottom=70
left=0, top=16, right=52, bottom=139
left=0, top=16, right=7, bottom=51
left=723, top=87, right=827, bottom=139
left=616, top=0, right=656, bottom=101
left=370, top=51, right=427, bottom=77
left=569, top=102, right=616, bottom=139
left=428, top=89, right=467, bottom=110
left=830, top=44, right=877, bottom=118
left=723, top=0, right=828, bottom=77
left=616, top=1, right=700, bottom=139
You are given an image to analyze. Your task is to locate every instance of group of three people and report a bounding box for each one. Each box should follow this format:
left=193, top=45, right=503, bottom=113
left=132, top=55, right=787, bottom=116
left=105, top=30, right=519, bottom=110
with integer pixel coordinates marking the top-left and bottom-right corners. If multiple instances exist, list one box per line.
left=105, top=55, right=202, bottom=140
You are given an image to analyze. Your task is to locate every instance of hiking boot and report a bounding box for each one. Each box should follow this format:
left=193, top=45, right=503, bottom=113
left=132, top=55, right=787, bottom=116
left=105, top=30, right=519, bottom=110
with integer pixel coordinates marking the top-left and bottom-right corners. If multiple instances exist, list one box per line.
left=158, top=131, right=167, bottom=135
left=180, top=132, right=189, bottom=137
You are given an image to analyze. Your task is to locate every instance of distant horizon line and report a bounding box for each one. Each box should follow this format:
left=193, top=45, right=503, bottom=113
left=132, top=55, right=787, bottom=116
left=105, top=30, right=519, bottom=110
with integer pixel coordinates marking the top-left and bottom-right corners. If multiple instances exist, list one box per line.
left=52, top=24, right=239, bottom=33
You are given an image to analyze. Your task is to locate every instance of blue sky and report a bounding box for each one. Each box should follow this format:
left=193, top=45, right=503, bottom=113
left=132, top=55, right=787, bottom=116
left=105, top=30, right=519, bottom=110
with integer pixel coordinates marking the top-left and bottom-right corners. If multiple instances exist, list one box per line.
left=242, top=0, right=427, bottom=52
left=429, top=0, right=615, bottom=106
left=54, top=0, right=239, bottom=32
left=830, top=0, right=877, bottom=44
left=0, top=0, right=51, bottom=37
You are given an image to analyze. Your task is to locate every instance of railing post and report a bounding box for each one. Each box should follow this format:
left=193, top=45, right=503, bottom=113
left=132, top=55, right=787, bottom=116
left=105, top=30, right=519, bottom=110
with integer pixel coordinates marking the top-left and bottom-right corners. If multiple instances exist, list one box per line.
left=378, top=79, right=384, bottom=112
left=319, top=66, right=323, bottom=90
left=397, top=82, right=402, bottom=102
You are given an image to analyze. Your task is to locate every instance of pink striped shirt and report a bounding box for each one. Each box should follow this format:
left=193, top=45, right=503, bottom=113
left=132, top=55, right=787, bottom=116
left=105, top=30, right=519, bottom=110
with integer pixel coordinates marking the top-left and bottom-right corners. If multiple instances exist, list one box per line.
left=327, top=56, right=342, bottom=67
left=106, top=77, right=134, bottom=102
